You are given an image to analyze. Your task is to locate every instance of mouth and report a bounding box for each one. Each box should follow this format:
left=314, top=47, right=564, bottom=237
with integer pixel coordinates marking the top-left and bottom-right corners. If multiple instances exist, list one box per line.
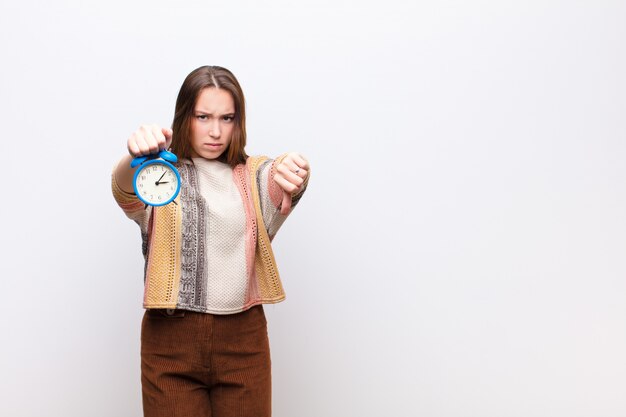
left=203, top=143, right=223, bottom=149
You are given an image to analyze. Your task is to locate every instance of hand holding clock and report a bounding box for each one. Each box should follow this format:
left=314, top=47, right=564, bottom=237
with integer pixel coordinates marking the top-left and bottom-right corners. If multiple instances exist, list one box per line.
left=127, top=124, right=173, bottom=157
left=120, top=124, right=181, bottom=207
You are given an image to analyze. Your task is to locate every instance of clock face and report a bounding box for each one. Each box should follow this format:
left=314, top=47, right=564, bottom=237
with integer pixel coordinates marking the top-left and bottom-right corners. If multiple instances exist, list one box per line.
left=134, top=161, right=180, bottom=206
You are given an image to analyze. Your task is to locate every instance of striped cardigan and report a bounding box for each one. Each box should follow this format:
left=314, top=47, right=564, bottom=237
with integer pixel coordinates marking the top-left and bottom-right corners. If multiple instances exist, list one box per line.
left=111, top=155, right=307, bottom=313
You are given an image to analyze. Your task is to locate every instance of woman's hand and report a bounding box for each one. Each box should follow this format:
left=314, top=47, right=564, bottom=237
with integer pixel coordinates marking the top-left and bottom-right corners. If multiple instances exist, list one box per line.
left=273, top=152, right=310, bottom=215
left=115, top=125, right=174, bottom=194
left=127, top=124, right=173, bottom=157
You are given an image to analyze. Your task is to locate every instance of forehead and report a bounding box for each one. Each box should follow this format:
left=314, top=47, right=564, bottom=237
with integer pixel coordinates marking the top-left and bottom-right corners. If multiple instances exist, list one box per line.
left=195, top=87, right=235, bottom=113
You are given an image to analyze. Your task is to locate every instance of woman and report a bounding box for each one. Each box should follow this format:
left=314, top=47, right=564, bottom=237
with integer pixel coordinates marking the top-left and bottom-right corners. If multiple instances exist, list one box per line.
left=111, top=65, right=310, bottom=417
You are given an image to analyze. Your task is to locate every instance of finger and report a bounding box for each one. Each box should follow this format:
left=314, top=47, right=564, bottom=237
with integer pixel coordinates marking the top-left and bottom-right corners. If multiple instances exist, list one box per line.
left=290, top=153, right=309, bottom=170
left=162, top=127, right=173, bottom=148
left=282, top=157, right=302, bottom=172
left=284, top=160, right=308, bottom=181
left=273, top=173, right=300, bottom=194
left=150, top=124, right=167, bottom=151
left=140, top=125, right=160, bottom=154
left=280, top=190, right=292, bottom=215
left=133, top=132, right=152, bottom=156
left=276, top=162, right=304, bottom=186
left=127, top=136, right=142, bottom=157
left=291, top=165, right=308, bottom=180
left=283, top=154, right=309, bottom=178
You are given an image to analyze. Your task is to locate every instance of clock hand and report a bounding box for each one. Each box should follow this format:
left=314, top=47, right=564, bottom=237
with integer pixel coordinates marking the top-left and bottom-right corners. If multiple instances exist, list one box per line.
left=155, top=171, right=167, bottom=185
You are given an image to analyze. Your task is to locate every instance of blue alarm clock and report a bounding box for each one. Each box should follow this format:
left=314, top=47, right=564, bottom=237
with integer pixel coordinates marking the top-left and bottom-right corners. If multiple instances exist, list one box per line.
left=131, top=150, right=181, bottom=207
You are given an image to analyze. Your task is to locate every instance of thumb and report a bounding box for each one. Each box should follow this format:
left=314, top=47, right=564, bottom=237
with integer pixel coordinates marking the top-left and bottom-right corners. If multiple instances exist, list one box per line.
left=280, top=190, right=292, bottom=215
left=162, top=127, right=174, bottom=149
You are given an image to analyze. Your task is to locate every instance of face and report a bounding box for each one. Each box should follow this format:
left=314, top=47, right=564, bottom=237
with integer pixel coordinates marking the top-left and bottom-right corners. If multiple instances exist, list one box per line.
left=189, top=87, right=236, bottom=160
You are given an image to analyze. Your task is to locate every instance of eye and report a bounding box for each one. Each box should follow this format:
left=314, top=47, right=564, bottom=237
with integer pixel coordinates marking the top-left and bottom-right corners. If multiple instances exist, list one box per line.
left=223, top=115, right=235, bottom=122
left=196, top=115, right=208, bottom=120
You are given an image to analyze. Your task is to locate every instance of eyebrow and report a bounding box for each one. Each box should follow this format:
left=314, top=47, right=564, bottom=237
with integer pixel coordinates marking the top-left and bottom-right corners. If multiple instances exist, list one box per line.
left=194, top=110, right=235, bottom=116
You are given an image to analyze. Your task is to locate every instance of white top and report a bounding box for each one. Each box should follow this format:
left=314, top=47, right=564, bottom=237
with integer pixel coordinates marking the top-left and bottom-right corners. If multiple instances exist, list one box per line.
left=193, top=157, right=248, bottom=312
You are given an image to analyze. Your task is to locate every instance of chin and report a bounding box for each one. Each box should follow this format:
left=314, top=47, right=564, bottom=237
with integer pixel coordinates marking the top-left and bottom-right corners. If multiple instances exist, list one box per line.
left=191, top=146, right=228, bottom=161
left=203, top=151, right=226, bottom=160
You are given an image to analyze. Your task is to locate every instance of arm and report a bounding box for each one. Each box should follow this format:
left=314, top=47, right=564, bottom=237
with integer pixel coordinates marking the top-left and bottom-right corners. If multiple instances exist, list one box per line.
left=111, top=125, right=173, bottom=225
left=255, top=153, right=310, bottom=239
left=113, top=154, right=137, bottom=194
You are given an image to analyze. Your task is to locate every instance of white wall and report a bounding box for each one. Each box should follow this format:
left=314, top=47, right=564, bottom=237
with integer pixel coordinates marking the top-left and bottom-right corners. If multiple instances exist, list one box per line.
left=1, top=1, right=625, bottom=416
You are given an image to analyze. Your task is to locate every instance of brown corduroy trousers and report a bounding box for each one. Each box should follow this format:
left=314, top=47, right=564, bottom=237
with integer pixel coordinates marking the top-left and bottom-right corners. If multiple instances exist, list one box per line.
left=140, top=305, right=271, bottom=417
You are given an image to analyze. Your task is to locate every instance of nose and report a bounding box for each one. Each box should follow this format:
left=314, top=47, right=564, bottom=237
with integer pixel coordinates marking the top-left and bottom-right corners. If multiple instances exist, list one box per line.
left=208, top=120, right=220, bottom=138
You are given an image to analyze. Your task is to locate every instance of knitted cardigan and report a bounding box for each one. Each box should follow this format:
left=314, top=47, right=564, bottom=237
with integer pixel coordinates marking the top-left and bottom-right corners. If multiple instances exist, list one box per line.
left=112, top=155, right=308, bottom=313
